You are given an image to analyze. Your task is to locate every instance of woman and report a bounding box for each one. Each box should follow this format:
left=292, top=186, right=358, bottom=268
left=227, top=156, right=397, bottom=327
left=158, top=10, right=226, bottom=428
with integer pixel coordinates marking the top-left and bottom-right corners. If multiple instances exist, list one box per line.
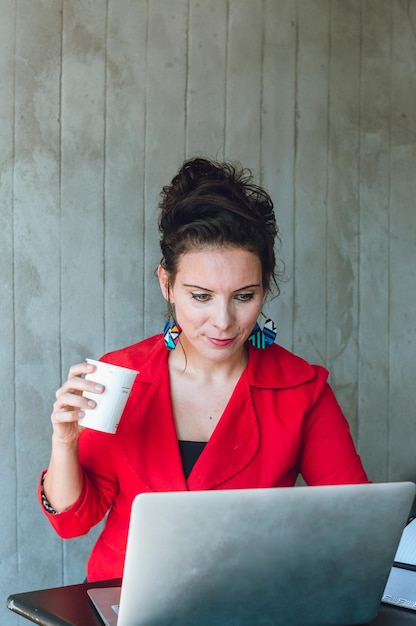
left=39, top=157, right=368, bottom=582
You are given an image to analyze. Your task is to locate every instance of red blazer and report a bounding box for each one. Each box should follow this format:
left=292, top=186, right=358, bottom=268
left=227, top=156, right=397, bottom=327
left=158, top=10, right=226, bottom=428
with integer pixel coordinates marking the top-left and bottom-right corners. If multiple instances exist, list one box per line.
left=39, top=336, right=368, bottom=581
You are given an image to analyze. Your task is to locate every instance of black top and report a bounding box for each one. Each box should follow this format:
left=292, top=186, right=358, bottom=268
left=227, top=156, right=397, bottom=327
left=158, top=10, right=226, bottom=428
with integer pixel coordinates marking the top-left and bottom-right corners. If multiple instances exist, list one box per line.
left=178, top=440, right=207, bottom=479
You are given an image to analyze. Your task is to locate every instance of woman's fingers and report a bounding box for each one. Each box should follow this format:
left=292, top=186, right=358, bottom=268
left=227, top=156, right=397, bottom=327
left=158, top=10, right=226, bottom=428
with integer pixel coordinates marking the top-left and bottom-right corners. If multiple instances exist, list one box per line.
left=51, top=361, right=105, bottom=432
left=55, top=363, right=104, bottom=404
left=51, top=407, right=83, bottom=425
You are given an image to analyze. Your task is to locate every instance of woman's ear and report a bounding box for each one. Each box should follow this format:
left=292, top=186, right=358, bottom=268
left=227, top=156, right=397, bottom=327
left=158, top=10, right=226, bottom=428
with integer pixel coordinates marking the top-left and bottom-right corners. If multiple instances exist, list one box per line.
left=157, top=265, right=171, bottom=302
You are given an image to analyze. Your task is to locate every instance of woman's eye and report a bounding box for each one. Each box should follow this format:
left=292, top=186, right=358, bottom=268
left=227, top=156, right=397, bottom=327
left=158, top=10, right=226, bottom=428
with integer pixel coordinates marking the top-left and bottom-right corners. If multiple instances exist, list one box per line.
left=191, top=293, right=211, bottom=302
left=235, top=293, right=254, bottom=302
left=190, top=292, right=254, bottom=302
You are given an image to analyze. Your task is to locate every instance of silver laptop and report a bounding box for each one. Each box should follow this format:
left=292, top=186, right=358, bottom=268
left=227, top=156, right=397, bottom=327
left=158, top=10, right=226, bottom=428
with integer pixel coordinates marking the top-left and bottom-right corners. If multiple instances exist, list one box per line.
left=88, top=482, right=415, bottom=626
left=382, top=517, right=416, bottom=611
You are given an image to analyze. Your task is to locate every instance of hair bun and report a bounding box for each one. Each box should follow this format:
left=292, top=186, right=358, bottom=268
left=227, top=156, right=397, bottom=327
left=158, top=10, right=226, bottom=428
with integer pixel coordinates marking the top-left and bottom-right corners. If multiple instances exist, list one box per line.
left=158, top=157, right=281, bottom=294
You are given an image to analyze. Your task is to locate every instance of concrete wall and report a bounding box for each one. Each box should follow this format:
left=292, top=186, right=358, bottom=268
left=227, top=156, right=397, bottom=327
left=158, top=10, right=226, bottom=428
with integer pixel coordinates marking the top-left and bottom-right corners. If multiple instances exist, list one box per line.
left=1, top=0, right=415, bottom=622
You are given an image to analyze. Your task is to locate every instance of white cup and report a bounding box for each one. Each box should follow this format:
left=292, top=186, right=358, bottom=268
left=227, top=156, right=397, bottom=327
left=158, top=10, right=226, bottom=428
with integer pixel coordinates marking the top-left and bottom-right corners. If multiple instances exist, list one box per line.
left=78, top=359, right=137, bottom=433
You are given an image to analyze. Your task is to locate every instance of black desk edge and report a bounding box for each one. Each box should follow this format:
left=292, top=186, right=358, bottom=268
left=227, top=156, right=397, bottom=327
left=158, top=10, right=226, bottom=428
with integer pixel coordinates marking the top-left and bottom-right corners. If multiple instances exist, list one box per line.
left=6, top=578, right=121, bottom=626
left=6, top=578, right=416, bottom=626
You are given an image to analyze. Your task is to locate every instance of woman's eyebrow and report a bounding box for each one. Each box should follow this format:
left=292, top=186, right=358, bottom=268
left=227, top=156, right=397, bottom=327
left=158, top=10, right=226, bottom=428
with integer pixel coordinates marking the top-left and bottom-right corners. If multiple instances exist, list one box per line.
left=183, top=284, right=214, bottom=291
left=182, top=283, right=261, bottom=291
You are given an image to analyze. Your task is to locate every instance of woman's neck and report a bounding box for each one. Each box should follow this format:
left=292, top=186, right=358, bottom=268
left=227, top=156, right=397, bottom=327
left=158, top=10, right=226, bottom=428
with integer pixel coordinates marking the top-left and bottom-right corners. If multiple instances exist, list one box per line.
left=168, top=341, right=248, bottom=383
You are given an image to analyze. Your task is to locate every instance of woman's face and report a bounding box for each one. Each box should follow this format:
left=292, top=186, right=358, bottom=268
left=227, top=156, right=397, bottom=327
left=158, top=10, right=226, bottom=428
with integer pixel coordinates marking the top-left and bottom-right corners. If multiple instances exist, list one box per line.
left=158, top=246, right=266, bottom=364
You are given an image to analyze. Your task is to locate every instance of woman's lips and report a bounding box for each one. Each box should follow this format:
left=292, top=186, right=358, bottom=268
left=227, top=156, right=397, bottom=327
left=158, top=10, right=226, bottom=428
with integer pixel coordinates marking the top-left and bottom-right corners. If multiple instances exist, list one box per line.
left=207, top=337, right=235, bottom=347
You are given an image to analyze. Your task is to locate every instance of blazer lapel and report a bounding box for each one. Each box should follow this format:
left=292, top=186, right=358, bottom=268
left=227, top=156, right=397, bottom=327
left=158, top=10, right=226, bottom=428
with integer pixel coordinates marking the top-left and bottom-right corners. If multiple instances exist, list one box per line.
left=187, top=370, right=259, bottom=490
left=117, top=344, right=188, bottom=491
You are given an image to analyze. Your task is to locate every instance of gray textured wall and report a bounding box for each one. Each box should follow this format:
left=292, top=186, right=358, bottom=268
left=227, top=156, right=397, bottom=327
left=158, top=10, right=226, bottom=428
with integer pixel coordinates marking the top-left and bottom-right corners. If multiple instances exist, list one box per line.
left=1, top=1, right=416, bottom=623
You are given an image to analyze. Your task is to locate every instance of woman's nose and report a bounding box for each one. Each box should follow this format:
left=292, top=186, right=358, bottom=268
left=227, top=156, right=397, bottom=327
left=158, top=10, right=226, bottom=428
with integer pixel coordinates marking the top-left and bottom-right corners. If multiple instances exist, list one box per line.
left=212, top=302, right=234, bottom=329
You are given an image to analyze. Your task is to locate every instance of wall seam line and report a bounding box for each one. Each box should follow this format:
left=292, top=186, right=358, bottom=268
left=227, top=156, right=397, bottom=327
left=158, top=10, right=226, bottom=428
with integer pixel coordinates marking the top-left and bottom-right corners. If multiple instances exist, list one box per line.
left=224, top=0, right=230, bottom=157
left=292, top=0, right=299, bottom=353
left=12, top=0, right=18, bottom=583
left=59, top=0, right=64, bottom=583
left=103, top=0, right=109, bottom=352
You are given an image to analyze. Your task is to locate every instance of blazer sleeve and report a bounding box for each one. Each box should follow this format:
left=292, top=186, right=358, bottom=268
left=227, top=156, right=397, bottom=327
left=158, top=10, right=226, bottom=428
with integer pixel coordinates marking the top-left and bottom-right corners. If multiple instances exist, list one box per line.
left=38, top=429, right=119, bottom=539
left=297, top=381, right=368, bottom=485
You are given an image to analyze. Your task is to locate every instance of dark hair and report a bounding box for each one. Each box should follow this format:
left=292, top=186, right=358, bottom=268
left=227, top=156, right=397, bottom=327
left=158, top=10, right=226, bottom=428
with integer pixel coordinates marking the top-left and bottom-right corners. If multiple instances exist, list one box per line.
left=158, top=157, right=281, bottom=293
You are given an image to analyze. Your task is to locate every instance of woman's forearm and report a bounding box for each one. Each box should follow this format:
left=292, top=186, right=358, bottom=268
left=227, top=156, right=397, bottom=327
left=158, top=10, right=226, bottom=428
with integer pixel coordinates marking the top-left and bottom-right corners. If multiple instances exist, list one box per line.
left=44, top=361, right=104, bottom=512
left=43, top=437, right=83, bottom=512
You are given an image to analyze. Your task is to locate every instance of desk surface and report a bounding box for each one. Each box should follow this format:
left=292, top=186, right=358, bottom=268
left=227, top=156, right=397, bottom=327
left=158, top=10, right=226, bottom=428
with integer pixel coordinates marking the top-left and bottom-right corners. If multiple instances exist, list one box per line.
left=6, top=579, right=416, bottom=626
left=7, top=578, right=121, bottom=626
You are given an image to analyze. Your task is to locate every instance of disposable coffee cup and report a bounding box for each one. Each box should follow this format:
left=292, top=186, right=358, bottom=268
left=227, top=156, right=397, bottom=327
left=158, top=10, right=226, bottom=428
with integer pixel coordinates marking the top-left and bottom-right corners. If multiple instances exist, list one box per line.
left=78, top=359, right=137, bottom=433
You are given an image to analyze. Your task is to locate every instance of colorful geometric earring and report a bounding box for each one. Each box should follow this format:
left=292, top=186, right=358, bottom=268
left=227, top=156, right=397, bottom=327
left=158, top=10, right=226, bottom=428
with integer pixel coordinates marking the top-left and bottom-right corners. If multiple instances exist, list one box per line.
left=248, top=314, right=277, bottom=349
left=163, top=319, right=182, bottom=350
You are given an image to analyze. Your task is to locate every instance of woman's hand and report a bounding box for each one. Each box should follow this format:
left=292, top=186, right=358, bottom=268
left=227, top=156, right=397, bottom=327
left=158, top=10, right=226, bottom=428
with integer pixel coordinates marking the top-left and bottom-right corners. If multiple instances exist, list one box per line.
left=51, top=362, right=105, bottom=445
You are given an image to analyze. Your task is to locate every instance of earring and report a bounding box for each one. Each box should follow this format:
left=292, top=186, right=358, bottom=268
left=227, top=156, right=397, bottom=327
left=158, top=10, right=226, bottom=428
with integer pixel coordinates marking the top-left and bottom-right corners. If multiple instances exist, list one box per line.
left=163, top=319, right=182, bottom=350
left=248, top=315, right=277, bottom=349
